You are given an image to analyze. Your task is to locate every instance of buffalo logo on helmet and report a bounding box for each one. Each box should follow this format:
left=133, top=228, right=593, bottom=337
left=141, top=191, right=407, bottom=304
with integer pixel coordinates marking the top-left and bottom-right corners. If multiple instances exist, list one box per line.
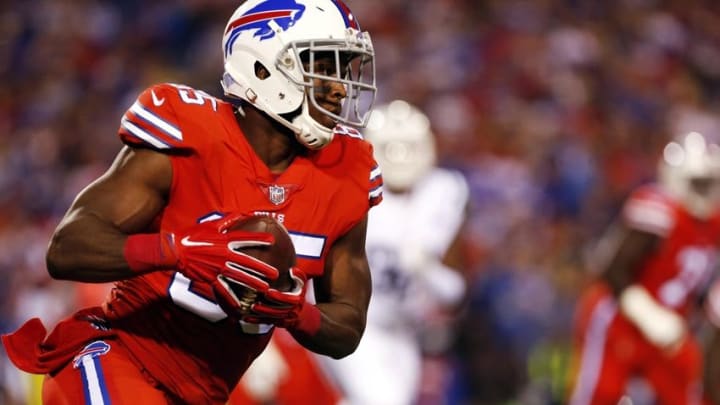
left=224, top=0, right=306, bottom=56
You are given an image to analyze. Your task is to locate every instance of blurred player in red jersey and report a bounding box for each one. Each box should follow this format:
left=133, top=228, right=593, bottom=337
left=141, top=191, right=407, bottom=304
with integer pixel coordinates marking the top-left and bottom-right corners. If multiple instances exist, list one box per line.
left=1, top=1, right=382, bottom=404
left=568, top=131, right=720, bottom=405
left=701, top=279, right=720, bottom=405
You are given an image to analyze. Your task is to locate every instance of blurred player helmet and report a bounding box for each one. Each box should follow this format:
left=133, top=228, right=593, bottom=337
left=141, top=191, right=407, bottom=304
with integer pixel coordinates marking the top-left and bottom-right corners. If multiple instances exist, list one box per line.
left=659, top=131, right=720, bottom=219
left=364, top=100, right=436, bottom=191
left=221, top=0, right=376, bottom=150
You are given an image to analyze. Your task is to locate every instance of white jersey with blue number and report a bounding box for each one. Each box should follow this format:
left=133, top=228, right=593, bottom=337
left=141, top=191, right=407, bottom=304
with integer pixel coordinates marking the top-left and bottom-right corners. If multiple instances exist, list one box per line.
left=324, top=167, right=469, bottom=405
left=365, top=167, right=468, bottom=330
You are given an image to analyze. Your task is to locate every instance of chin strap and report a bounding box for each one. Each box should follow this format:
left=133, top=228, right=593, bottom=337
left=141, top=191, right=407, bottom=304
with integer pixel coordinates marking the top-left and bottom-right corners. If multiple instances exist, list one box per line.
left=290, top=100, right=334, bottom=150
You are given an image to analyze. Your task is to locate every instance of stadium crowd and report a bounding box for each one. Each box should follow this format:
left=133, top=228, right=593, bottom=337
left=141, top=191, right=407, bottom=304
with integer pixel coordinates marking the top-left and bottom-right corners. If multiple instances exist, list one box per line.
left=3, top=0, right=720, bottom=404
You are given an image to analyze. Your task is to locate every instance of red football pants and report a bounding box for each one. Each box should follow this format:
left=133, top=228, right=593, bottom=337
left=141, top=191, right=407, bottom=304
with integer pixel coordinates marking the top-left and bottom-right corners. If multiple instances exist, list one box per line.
left=569, top=285, right=702, bottom=405
left=42, top=339, right=170, bottom=405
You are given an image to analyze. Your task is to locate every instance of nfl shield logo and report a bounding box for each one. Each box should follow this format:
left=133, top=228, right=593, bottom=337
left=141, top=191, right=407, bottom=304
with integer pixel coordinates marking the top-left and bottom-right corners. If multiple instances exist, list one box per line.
left=268, top=185, right=286, bottom=205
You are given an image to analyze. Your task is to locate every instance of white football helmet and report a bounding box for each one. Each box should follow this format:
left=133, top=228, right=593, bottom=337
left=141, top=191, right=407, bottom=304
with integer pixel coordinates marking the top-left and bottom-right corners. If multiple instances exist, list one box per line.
left=659, top=131, right=720, bottom=218
left=221, top=0, right=376, bottom=150
left=364, top=100, right=436, bottom=191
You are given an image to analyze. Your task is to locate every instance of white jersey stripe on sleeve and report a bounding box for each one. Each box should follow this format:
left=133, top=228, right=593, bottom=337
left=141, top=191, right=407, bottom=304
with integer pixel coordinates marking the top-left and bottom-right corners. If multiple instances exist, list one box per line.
left=121, top=118, right=171, bottom=149
left=623, top=198, right=674, bottom=237
left=129, top=101, right=183, bottom=141
left=369, top=185, right=383, bottom=199
left=370, top=165, right=382, bottom=181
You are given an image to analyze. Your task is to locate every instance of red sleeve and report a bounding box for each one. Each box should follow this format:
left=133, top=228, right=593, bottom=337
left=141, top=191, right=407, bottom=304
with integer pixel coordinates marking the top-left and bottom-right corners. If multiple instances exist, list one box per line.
left=315, top=125, right=384, bottom=210
left=118, top=83, right=190, bottom=151
left=335, top=125, right=383, bottom=208
left=367, top=143, right=383, bottom=208
left=622, top=185, right=677, bottom=237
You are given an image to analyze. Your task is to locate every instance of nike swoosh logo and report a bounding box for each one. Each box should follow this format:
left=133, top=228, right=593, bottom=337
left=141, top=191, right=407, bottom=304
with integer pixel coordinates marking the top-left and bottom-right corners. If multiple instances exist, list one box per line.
left=151, top=90, right=165, bottom=106
left=180, top=236, right=212, bottom=247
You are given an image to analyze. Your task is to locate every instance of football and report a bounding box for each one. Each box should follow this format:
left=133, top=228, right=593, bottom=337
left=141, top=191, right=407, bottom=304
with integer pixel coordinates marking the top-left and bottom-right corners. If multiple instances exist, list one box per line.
left=222, top=215, right=296, bottom=311
left=229, top=215, right=296, bottom=284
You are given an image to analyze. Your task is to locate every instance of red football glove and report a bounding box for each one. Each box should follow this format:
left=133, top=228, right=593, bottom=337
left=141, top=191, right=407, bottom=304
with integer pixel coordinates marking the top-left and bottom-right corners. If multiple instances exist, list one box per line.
left=244, top=267, right=307, bottom=324
left=165, top=213, right=280, bottom=294
left=243, top=268, right=321, bottom=336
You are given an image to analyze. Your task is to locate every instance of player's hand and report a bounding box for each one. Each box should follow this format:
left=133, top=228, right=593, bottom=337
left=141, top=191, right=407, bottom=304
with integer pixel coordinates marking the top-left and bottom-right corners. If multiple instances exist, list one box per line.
left=619, top=285, right=686, bottom=351
left=243, top=267, right=309, bottom=328
left=165, top=214, right=280, bottom=294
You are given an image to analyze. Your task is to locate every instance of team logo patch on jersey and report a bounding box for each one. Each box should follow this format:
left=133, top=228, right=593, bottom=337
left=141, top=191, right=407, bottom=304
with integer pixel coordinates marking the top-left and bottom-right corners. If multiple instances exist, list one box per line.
left=224, top=0, right=306, bottom=56
left=258, top=183, right=298, bottom=206
left=268, top=184, right=287, bottom=205
left=73, top=341, right=111, bottom=369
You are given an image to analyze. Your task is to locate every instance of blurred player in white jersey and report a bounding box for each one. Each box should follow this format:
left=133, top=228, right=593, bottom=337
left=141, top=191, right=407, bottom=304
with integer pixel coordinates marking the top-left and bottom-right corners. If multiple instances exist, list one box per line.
left=324, top=100, right=469, bottom=405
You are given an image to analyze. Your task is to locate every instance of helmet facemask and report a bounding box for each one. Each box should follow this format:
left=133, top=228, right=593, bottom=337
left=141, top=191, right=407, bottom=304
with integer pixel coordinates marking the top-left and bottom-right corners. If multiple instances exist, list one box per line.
left=282, top=31, right=376, bottom=130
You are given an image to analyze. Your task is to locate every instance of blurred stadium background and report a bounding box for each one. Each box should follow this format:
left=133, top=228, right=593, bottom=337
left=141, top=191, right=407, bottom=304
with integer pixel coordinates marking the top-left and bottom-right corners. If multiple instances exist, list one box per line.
left=3, top=0, right=720, bottom=404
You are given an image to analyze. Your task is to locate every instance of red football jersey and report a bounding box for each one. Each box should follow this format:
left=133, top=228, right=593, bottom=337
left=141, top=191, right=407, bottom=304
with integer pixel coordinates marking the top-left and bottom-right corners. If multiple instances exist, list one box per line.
left=108, top=83, right=382, bottom=403
left=569, top=184, right=718, bottom=405
left=622, top=184, right=720, bottom=316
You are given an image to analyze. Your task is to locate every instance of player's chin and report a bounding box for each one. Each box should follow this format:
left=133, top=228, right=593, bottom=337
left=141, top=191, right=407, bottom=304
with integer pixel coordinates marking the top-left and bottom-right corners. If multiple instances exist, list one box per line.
left=317, top=104, right=341, bottom=128
left=318, top=116, right=338, bottom=129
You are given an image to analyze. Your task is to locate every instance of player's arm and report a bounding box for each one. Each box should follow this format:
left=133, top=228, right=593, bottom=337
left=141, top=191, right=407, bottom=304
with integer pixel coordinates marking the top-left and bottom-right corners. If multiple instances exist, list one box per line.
left=46, top=146, right=171, bottom=282
left=431, top=203, right=471, bottom=307
left=601, top=224, right=658, bottom=296
left=703, top=281, right=720, bottom=404
left=705, top=325, right=720, bottom=404
left=602, top=224, right=686, bottom=349
left=46, top=144, right=281, bottom=303
left=291, top=216, right=372, bottom=359
left=433, top=225, right=469, bottom=307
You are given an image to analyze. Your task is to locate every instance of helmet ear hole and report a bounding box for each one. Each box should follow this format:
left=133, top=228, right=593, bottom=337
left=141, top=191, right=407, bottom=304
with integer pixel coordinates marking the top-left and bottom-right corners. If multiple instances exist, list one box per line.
left=254, top=61, right=271, bottom=80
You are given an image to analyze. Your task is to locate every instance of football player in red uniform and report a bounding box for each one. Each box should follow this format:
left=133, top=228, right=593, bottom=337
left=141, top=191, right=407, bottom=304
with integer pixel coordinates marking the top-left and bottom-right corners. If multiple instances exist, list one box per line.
left=1, top=1, right=381, bottom=404
left=704, top=280, right=720, bottom=404
left=568, top=132, right=720, bottom=405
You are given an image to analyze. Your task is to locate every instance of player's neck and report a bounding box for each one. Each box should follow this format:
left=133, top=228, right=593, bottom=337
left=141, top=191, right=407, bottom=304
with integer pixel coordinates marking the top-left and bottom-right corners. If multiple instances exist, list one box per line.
left=235, top=107, right=303, bottom=174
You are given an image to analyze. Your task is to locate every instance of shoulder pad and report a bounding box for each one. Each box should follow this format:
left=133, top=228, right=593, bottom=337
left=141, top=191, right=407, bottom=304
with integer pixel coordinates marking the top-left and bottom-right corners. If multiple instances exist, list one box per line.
left=315, top=128, right=383, bottom=208
left=622, top=184, right=677, bottom=237
left=119, top=84, right=187, bottom=150
left=351, top=131, right=383, bottom=207
left=118, top=83, right=223, bottom=151
left=333, top=124, right=364, bottom=140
